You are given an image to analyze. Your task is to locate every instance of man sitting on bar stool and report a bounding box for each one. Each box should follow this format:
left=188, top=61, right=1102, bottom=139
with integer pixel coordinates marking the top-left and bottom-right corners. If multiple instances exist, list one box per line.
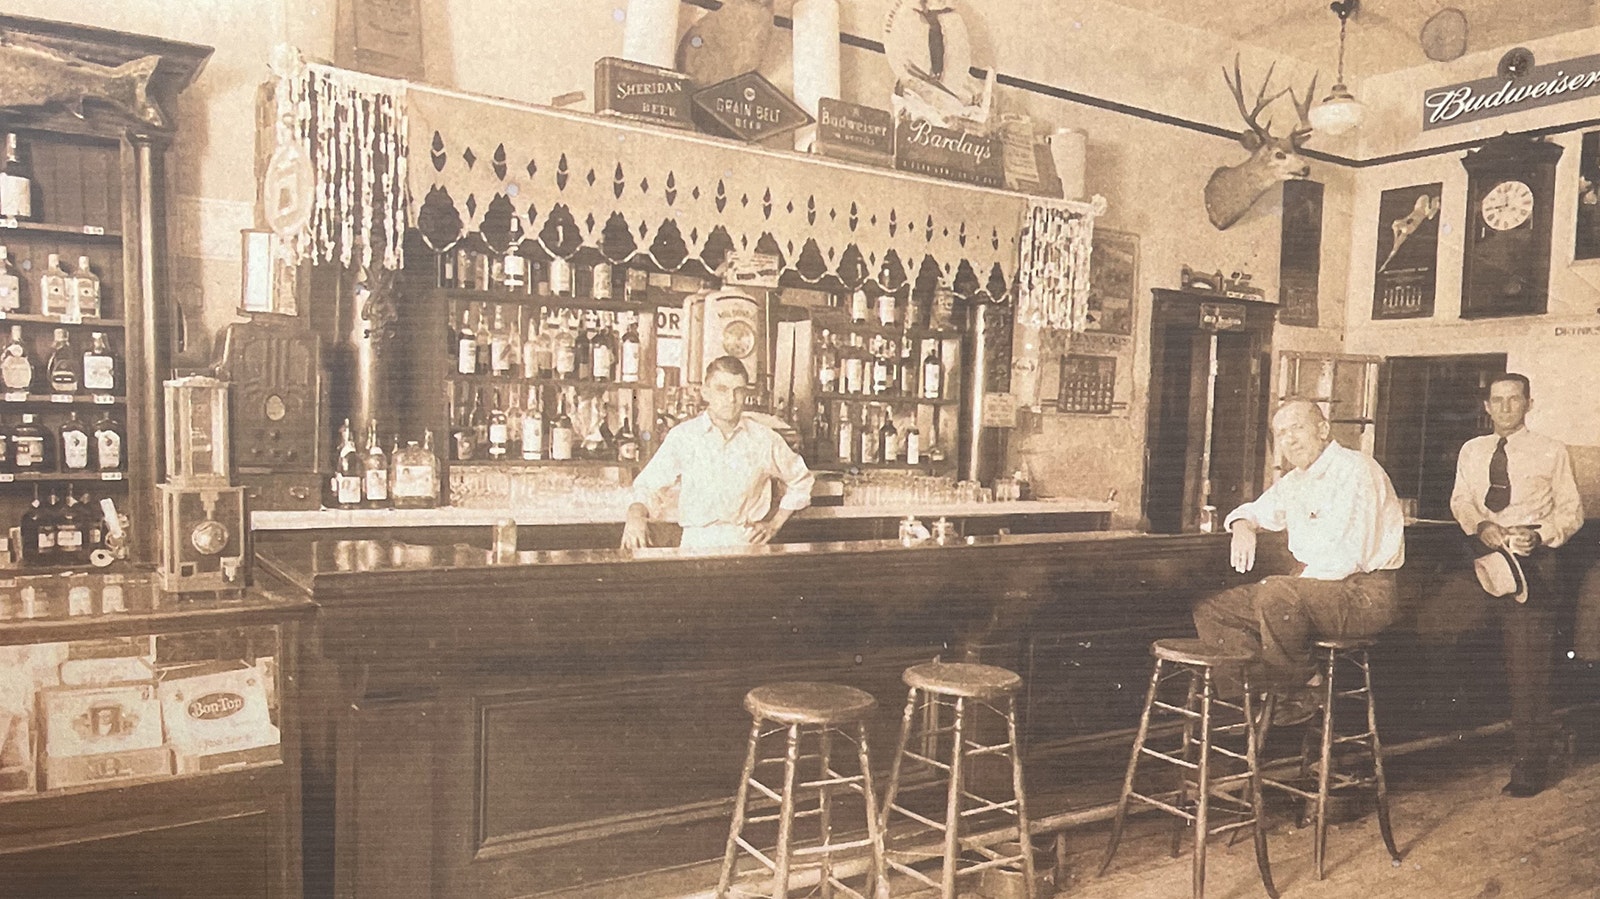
left=622, top=355, right=814, bottom=551
left=1194, top=398, right=1407, bottom=726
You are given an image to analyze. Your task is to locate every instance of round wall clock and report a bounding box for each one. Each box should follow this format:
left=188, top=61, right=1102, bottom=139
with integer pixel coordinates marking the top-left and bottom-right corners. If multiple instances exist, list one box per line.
left=1480, top=179, right=1534, bottom=231
left=1459, top=135, right=1563, bottom=318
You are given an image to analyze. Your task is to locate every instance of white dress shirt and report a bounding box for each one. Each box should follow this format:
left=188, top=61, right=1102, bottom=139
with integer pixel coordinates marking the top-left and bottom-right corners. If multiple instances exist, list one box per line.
left=1225, top=441, right=1406, bottom=580
left=1450, top=426, right=1584, bottom=549
left=631, top=412, right=814, bottom=538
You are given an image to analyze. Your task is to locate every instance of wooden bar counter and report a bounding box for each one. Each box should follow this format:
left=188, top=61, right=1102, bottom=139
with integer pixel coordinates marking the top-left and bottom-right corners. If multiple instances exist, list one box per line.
left=259, top=523, right=1589, bottom=899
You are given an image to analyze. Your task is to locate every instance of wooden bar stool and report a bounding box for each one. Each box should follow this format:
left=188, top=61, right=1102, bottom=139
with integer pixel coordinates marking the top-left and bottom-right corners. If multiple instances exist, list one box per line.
left=880, top=661, right=1036, bottom=899
left=716, top=682, right=887, bottom=899
left=1099, top=638, right=1277, bottom=899
left=1259, top=637, right=1401, bottom=879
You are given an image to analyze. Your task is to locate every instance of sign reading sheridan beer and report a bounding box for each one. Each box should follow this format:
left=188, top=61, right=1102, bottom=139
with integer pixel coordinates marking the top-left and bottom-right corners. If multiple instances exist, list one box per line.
left=691, top=73, right=813, bottom=142
left=894, top=116, right=1004, bottom=188
left=594, top=57, right=695, bottom=130
left=814, top=98, right=894, bottom=166
left=1423, top=53, right=1600, bottom=130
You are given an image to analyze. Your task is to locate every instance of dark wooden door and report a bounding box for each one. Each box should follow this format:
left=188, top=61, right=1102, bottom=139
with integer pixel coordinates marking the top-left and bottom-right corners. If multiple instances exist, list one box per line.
left=1143, top=291, right=1274, bottom=533
left=1377, top=354, right=1505, bottom=520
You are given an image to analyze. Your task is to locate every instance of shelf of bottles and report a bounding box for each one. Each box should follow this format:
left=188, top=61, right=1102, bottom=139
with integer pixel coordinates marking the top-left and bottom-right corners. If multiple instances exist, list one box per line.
left=802, top=285, right=963, bottom=474
left=0, top=130, right=130, bottom=569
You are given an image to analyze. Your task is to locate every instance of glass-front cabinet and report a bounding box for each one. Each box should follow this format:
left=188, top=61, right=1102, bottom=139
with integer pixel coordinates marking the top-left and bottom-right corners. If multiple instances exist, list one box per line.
left=0, top=574, right=313, bottom=898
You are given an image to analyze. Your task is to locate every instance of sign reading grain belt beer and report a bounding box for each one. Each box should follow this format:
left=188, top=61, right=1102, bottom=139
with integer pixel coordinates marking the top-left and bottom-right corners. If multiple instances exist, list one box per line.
left=814, top=98, right=894, bottom=166
left=894, top=116, right=1004, bottom=188
left=594, top=57, right=694, bottom=130
left=691, top=73, right=813, bottom=143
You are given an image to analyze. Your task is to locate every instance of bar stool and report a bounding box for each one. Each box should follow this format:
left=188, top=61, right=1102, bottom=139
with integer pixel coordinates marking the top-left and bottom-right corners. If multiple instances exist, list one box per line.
left=880, top=661, right=1036, bottom=899
left=1258, top=637, right=1401, bottom=879
left=1099, top=638, right=1277, bottom=899
left=716, top=682, right=887, bottom=899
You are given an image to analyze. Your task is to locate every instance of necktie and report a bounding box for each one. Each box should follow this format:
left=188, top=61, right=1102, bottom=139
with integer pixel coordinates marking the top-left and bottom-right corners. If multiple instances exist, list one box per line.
left=1485, top=436, right=1510, bottom=512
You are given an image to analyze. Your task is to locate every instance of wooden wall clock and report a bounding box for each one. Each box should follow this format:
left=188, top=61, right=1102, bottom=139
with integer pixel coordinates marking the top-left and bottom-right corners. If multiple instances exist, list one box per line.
left=1459, top=134, right=1563, bottom=318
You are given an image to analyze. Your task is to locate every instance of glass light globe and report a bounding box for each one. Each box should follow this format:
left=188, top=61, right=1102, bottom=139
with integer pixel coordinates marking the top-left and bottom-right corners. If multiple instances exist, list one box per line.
left=1308, top=83, right=1365, bottom=136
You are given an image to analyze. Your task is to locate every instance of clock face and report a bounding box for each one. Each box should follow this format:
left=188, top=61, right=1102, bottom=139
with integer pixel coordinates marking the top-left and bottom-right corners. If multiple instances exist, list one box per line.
left=1481, top=179, right=1535, bottom=231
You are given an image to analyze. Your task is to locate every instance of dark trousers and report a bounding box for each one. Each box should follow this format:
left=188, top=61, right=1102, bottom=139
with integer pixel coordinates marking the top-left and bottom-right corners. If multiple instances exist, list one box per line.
left=1193, top=570, right=1399, bottom=697
left=1417, top=539, right=1574, bottom=766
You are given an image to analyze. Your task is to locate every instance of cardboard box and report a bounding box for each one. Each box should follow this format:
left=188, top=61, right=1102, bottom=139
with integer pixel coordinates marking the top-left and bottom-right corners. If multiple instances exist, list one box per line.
left=40, top=681, right=163, bottom=760
left=158, top=663, right=278, bottom=770
left=44, top=746, right=171, bottom=790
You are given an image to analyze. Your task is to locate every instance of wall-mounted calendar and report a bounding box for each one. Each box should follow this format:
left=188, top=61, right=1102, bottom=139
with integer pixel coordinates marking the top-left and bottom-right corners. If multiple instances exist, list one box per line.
left=1057, top=354, right=1116, bottom=414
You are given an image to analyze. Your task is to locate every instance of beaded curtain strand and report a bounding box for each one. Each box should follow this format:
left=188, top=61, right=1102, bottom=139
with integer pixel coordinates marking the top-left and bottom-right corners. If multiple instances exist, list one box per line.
left=1016, top=200, right=1097, bottom=332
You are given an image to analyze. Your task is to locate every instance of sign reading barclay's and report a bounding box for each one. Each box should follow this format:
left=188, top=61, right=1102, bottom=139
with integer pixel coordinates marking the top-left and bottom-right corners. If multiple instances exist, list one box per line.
left=1423, top=54, right=1600, bottom=130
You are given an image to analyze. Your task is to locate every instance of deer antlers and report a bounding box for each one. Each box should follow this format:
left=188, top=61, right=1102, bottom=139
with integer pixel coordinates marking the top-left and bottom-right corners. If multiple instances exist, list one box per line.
left=1222, top=54, right=1318, bottom=148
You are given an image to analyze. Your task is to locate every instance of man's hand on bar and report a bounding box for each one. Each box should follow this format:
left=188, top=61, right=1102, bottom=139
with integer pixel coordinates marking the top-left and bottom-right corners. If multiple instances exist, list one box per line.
left=1229, top=520, right=1257, bottom=574
left=621, top=504, right=652, bottom=549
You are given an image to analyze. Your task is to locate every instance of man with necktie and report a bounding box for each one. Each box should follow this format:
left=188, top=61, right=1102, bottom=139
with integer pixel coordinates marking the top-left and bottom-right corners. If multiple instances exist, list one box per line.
left=1447, top=372, right=1584, bottom=797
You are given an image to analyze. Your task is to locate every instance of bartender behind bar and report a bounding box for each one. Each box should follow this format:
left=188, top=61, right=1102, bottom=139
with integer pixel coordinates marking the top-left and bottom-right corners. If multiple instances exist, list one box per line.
left=622, top=355, right=814, bottom=550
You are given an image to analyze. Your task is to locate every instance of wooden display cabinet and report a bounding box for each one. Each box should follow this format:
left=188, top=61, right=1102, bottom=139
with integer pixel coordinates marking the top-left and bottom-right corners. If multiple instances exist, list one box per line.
left=0, top=14, right=209, bottom=571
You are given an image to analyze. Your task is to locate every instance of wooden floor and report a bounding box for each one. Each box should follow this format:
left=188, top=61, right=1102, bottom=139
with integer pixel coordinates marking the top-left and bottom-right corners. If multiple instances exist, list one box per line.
left=1054, top=736, right=1600, bottom=899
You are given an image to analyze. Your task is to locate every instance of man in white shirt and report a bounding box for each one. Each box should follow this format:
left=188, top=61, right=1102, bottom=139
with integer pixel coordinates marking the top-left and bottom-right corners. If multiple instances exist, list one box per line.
left=1194, top=398, right=1406, bottom=724
left=1440, top=372, right=1583, bottom=797
left=622, top=356, right=814, bottom=550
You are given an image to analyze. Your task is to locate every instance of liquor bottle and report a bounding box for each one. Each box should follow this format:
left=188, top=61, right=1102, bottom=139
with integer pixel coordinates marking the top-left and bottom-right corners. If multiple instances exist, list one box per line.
left=849, top=288, right=869, bottom=323
left=616, top=400, right=640, bottom=462
left=899, top=340, right=918, bottom=396
left=363, top=420, right=389, bottom=507
left=871, top=343, right=893, bottom=396
left=0, top=246, right=22, bottom=312
left=0, top=418, right=12, bottom=473
left=521, top=386, right=544, bottom=460
left=82, top=331, right=118, bottom=394
left=470, top=387, right=489, bottom=452
left=70, top=255, right=101, bottom=319
left=554, top=313, right=577, bottom=379
left=837, top=405, right=855, bottom=464
left=549, top=390, right=575, bottom=461
left=333, top=418, right=363, bottom=508
left=456, top=307, right=478, bottom=374
left=922, top=344, right=944, bottom=400
left=816, top=330, right=838, bottom=394
left=46, top=328, right=78, bottom=393
left=11, top=412, right=48, bottom=471
left=489, top=305, right=515, bottom=376
left=594, top=396, right=616, bottom=458
left=619, top=315, right=642, bottom=382
left=0, top=133, right=33, bottom=220
left=0, top=325, right=33, bottom=391
left=502, top=234, right=529, bottom=294
left=521, top=318, right=539, bottom=381
left=475, top=305, right=492, bottom=374
left=904, top=288, right=925, bottom=331
left=592, top=261, right=614, bottom=300
left=623, top=266, right=648, bottom=305
left=841, top=344, right=864, bottom=395
left=535, top=312, right=556, bottom=378
left=549, top=255, right=574, bottom=297
left=390, top=437, right=440, bottom=510
left=92, top=410, right=124, bottom=471
left=58, top=411, right=90, bottom=472
left=505, top=388, right=525, bottom=458
left=452, top=386, right=477, bottom=461
left=20, top=488, right=51, bottom=565
left=56, top=492, right=87, bottom=565
left=437, top=247, right=458, bottom=288
left=592, top=314, right=616, bottom=381
left=859, top=406, right=878, bottom=464
left=77, top=491, right=104, bottom=555
left=876, top=289, right=897, bottom=328
left=879, top=410, right=899, bottom=463
left=39, top=254, right=70, bottom=317
left=904, top=419, right=921, bottom=465
left=574, top=314, right=593, bottom=381
left=487, top=388, right=509, bottom=459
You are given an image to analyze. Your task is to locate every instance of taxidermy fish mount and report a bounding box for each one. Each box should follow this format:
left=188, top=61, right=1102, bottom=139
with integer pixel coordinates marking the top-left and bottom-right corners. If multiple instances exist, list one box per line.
left=0, top=35, right=166, bottom=128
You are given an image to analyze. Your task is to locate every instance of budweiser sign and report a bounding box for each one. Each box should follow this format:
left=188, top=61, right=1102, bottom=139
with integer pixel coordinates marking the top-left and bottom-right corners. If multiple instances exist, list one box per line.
left=1422, top=53, right=1600, bottom=130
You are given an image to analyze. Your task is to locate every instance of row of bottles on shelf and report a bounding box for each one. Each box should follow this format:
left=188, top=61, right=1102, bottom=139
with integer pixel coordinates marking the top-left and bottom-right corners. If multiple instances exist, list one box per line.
left=0, top=249, right=105, bottom=320
left=812, top=402, right=946, bottom=467
left=816, top=329, right=945, bottom=400
left=438, top=238, right=652, bottom=302
left=15, top=488, right=123, bottom=566
left=448, top=385, right=649, bottom=464
left=330, top=419, right=441, bottom=510
left=0, top=410, right=124, bottom=473
left=837, top=285, right=959, bottom=333
left=0, top=326, right=120, bottom=395
left=453, top=303, right=643, bottom=383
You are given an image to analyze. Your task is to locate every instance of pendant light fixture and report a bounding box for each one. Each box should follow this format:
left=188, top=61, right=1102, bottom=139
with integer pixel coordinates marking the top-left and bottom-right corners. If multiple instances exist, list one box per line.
left=1308, top=0, right=1365, bottom=136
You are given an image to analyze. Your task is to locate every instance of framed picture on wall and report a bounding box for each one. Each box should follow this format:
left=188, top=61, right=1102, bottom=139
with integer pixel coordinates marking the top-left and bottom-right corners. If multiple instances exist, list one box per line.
left=1372, top=182, right=1443, bottom=320
left=1577, top=131, right=1600, bottom=261
left=1086, top=228, right=1137, bottom=336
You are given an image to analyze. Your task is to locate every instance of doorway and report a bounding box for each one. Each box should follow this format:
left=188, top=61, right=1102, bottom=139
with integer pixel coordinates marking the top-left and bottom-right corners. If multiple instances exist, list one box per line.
left=1377, top=354, right=1505, bottom=520
left=1143, top=290, right=1275, bottom=534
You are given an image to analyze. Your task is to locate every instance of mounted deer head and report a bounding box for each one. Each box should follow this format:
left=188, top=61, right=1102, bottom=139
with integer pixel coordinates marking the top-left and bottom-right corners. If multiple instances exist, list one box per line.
left=1203, top=56, right=1317, bottom=230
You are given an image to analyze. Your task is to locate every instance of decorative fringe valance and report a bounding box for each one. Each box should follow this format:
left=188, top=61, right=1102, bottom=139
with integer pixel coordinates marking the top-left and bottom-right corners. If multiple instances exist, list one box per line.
left=1015, top=197, right=1107, bottom=332
left=277, top=58, right=410, bottom=271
